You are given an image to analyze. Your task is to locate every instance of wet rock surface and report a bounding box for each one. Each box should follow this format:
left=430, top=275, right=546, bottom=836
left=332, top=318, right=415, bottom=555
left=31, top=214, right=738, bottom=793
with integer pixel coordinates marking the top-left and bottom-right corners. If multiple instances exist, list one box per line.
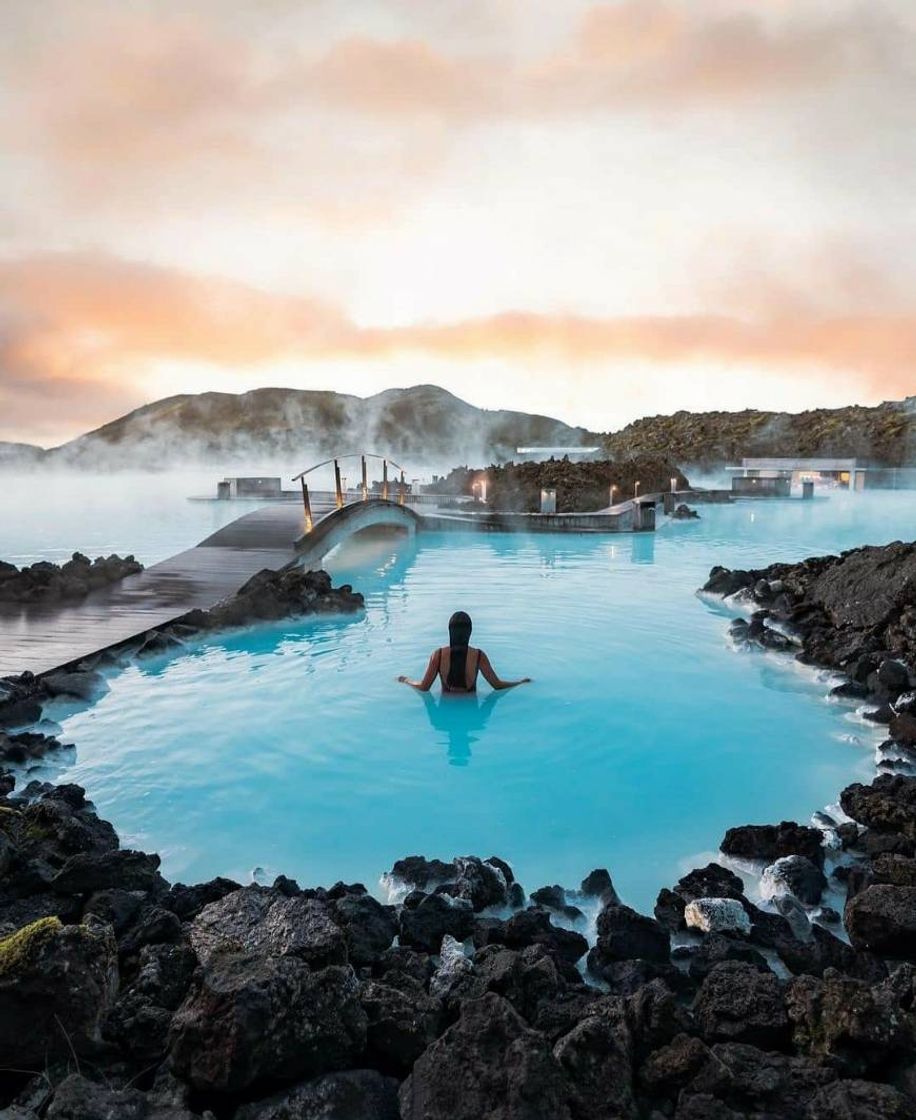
left=0, top=552, right=142, bottom=605
left=0, top=775, right=914, bottom=1118
left=695, top=539, right=916, bottom=1118
left=180, top=566, right=365, bottom=633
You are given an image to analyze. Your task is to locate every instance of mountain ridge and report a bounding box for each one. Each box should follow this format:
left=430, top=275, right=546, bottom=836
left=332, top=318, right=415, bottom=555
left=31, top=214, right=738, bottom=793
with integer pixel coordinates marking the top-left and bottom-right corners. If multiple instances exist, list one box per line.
left=15, top=385, right=597, bottom=468
left=4, top=386, right=916, bottom=469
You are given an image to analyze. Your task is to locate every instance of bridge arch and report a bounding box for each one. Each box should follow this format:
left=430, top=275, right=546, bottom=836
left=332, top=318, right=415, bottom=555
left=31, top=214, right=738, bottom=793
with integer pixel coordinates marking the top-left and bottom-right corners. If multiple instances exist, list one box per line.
left=294, top=498, right=421, bottom=568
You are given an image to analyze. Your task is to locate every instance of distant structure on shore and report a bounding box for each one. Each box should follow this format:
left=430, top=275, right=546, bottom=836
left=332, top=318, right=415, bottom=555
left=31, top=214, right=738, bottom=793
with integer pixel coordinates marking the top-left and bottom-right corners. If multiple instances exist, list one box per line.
left=728, top=457, right=916, bottom=491
left=515, top=446, right=601, bottom=462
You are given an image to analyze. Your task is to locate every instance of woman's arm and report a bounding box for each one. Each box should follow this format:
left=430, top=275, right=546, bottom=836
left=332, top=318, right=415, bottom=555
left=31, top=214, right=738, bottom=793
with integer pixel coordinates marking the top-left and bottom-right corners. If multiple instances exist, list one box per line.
left=478, top=650, right=531, bottom=690
left=397, top=649, right=440, bottom=691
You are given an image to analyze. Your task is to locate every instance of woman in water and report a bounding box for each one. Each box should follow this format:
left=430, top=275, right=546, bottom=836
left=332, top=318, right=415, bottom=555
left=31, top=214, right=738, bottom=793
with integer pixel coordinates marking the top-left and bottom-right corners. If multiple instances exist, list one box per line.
left=397, top=610, right=531, bottom=693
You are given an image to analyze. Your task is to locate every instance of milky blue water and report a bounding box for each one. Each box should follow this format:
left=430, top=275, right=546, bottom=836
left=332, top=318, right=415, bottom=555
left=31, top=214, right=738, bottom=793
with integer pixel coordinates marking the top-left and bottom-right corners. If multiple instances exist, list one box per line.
left=3, top=476, right=914, bottom=911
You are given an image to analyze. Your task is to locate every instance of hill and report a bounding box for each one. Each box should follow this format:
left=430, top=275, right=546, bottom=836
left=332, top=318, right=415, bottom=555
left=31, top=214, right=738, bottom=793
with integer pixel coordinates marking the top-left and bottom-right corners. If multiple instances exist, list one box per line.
left=38, top=385, right=597, bottom=468
left=604, top=398, right=916, bottom=468
left=0, top=441, right=44, bottom=466
left=5, top=388, right=916, bottom=471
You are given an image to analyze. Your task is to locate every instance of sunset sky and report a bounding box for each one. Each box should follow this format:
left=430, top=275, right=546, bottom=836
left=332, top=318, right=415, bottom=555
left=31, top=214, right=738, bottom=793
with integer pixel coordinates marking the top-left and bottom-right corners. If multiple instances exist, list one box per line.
left=2, top=0, right=915, bottom=446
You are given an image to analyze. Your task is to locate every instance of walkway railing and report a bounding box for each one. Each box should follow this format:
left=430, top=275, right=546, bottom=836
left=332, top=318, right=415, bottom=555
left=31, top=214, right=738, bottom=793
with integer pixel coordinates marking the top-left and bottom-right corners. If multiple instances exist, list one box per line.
left=291, top=452, right=407, bottom=532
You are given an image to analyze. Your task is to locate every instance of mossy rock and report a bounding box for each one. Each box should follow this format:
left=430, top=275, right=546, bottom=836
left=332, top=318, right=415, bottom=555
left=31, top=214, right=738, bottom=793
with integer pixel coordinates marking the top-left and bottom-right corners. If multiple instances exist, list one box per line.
left=0, top=806, right=23, bottom=843
left=0, top=916, right=62, bottom=978
left=24, top=820, right=54, bottom=842
left=0, top=916, right=118, bottom=1064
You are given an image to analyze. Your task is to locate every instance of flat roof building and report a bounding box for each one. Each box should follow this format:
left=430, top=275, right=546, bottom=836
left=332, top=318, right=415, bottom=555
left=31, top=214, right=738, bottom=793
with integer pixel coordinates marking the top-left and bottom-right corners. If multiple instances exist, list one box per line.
left=727, top=458, right=916, bottom=491
left=515, top=446, right=602, bottom=461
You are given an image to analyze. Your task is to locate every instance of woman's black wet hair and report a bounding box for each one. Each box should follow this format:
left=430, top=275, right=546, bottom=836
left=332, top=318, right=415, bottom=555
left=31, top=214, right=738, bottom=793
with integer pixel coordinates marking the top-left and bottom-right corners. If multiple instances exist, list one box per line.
left=447, top=611, right=473, bottom=689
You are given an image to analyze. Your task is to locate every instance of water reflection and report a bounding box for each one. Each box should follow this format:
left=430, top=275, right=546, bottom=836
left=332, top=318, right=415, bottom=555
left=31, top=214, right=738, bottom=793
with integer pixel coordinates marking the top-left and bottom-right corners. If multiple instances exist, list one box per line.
left=630, top=533, right=656, bottom=564
left=417, top=689, right=509, bottom=767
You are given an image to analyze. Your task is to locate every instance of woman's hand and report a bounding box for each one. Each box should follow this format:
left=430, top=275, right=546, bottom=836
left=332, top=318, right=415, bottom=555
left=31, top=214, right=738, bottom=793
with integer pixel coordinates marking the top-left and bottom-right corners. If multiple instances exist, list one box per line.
left=396, top=675, right=409, bottom=684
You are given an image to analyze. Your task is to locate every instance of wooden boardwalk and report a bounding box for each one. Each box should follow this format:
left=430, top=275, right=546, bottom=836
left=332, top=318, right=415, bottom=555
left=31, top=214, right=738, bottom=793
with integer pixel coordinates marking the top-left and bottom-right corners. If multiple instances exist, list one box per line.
left=0, top=505, right=316, bottom=678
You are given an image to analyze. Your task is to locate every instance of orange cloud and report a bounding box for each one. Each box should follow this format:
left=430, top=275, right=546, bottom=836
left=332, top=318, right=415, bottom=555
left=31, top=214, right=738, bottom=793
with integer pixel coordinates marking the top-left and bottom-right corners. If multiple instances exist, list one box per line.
left=2, top=250, right=915, bottom=445
left=10, top=4, right=908, bottom=166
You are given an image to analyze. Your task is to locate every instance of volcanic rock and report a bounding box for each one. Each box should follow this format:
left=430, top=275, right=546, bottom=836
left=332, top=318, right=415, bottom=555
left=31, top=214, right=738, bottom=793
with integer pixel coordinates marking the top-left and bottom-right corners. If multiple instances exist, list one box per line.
left=160, top=876, right=241, bottom=921
left=760, top=855, right=828, bottom=907
left=235, top=1070, right=400, bottom=1120
left=0, top=917, right=118, bottom=1066
left=529, top=884, right=584, bottom=921
left=398, top=892, right=475, bottom=953
left=399, top=992, right=572, bottom=1120
left=51, top=849, right=163, bottom=894
left=44, top=1073, right=198, bottom=1120
left=104, top=942, right=197, bottom=1063
left=0, top=553, right=143, bottom=607
left=845, top=883, right=916, bottom=960
left=332, top=892, right=398, bottom=966
left=804, top=1079, right=914, bottom=1120
left=674, top=934, right=769, bottom=983
left=692, top=962, right=789, bottom=1050
left=840, top=774, right=916, bottom=840
left=42, top=670, right=109, bottom=703
left=591, top=902, right=671, bottom=967
left=168, top=952, right=366, bottom=1094
left=553, top=999, right=638, bottom=1120
left=360, top=978, right=443, bottom=1075
left=489, top=908, right=589, bottom=970
left=191, top=886, right=347, bottom=968
left=675, top=863, right=746, bottom=902
left=684, top=898, right=751, bottom=935
left=677, top=1042, right=838, bottom=1119
left=579, top=868, right=619, bottom=902
left=720, top=821, right=824, bottom=866
left=786, top=971, right=908, bottom=1076
left=191, top=567, right=364, bottom=632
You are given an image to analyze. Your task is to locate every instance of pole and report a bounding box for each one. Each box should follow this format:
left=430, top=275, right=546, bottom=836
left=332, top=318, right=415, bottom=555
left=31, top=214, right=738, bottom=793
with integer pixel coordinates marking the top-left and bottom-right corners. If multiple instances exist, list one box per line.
left=361, top=455, right=368, bottom=501
left=382, top=460, right=389, bottom=501
left=334, top=459, right=344, bottom=510
left=300, top=478, right=313, bottom=533
left=399, top=469, right=406, bottom=506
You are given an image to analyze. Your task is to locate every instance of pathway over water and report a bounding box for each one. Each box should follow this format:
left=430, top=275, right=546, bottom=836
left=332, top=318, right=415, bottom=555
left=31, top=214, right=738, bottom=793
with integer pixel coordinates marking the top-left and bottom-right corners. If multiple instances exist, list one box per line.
left=0, top=505, right=309, bottom=676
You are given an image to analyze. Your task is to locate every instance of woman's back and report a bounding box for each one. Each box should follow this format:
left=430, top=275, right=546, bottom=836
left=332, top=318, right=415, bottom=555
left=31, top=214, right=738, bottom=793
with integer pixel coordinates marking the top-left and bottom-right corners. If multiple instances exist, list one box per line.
left=439, top=644, right=480, bottom=693
left=397, top=611, right=530, bottom=693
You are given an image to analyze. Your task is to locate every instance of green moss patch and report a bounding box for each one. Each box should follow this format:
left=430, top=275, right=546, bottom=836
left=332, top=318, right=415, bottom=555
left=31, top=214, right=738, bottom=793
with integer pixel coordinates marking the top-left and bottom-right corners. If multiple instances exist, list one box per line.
left=0, top=916, right=62, bottom=978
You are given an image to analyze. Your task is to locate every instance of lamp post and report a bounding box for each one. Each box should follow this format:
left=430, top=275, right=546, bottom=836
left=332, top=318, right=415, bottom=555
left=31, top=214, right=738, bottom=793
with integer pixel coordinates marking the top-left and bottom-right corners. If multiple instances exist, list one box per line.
left=609, top=483, right=618, bottom=507
left=634, top=480, right=641, bottom=499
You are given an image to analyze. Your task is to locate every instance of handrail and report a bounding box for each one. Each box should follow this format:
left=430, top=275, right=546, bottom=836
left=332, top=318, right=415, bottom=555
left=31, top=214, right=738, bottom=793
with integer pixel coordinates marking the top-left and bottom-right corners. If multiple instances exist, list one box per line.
left=292, top=451, right=409, bottom=531
left=291, top=452, right=405, bottom=482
